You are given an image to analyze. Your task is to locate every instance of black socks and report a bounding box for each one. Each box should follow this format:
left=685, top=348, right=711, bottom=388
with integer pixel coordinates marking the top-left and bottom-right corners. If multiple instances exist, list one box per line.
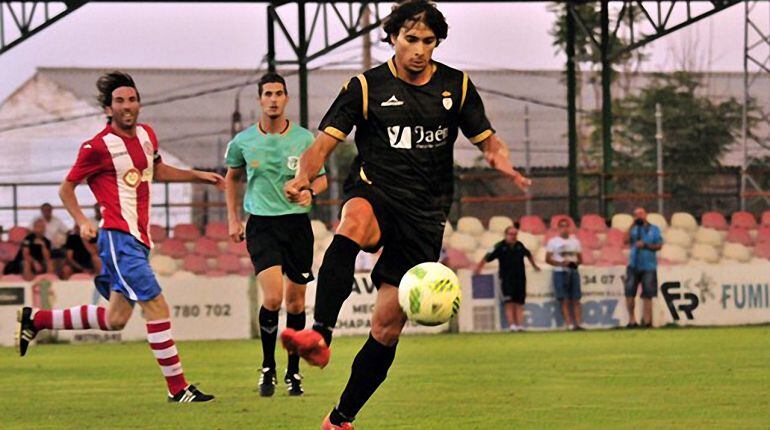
left=259, top=306, right=279, bottom=369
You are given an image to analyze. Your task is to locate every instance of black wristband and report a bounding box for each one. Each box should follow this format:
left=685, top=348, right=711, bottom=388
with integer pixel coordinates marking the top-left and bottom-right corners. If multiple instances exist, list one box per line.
left=309, top=189, right=316, bottom=200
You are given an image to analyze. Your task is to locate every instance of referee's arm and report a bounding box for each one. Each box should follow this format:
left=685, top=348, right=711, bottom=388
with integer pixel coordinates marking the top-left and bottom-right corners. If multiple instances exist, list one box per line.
left=225, top=167, right=246, bottom=242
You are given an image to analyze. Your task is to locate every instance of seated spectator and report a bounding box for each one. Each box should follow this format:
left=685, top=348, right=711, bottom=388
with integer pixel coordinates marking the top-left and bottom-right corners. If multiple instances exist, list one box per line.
left=3, top=219, right=55, bottom=280
left=34, top=203, right=69, bottom=254
left=60, top=225, right=102, bottom=280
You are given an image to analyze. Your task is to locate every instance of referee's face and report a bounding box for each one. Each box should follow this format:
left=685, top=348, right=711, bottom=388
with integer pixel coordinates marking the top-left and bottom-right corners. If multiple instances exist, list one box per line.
left=392, top=20, right=437, bottom=75
left=259, top=82, right=288, bottom=120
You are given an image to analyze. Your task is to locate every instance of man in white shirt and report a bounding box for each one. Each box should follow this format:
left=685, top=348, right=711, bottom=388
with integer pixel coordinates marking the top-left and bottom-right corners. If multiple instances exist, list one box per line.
left=34, top=203, right=69, bottom=250
left=545, top=218, right=583, bottom=330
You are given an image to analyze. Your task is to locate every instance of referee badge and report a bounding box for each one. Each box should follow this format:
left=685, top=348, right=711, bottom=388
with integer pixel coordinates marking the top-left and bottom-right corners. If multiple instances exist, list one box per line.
left=287, top=156, right=299, bottom=171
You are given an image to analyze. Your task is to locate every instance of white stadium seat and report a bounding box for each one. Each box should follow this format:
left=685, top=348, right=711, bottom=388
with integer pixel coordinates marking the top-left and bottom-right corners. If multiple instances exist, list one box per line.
left=671, top=212, right=698, bottom=232
left=663, top=228, right=693, bottom=249
left=611, top=214, right=634, bottom=231
left=449, top=232, right=478, bottom=252
left=457, top=217, right=485, bottom=235
left=722, top=243, right=752, bottom=263
left=150, top=255, right=178, bottom=276
left=660, top=244, right=688, bottom=264
left=518, top=232, right=541, bottom=254
left=443, top=222, right=454, bottom=241
left=479, top=231, right=501, bottom=249
left=488, top=216, right=513, bottom=233
left=311, top=220, right=330, bottom=240
left=694, top=227, right=723, bottom=247
left=647, top=213, right=669, bottom=231
left=691, top=244, right=720, bottom=264
left=171, top=270, right=196, bottom=279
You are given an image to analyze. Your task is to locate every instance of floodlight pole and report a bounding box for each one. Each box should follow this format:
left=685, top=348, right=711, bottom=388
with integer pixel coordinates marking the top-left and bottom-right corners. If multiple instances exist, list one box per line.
left=600, top=0, right=613, bottom=217
left=566, top=2, right=578, bottom=219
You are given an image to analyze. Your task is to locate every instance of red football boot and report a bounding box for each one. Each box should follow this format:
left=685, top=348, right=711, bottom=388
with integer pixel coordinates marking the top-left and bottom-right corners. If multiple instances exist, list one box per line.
left=280, top=328, right=331, bottom=368
left=321, top=413, right=354, bottom=430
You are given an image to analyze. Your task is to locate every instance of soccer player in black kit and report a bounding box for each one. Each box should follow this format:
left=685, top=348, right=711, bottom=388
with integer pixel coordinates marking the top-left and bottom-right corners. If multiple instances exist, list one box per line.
left=282, top=2, right=531, bottom=428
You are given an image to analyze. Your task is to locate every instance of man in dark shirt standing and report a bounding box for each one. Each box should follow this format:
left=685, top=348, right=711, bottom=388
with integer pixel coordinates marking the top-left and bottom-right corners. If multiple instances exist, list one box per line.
left=280, top=1, right=530, bottom=428
left=60, top=224, right=101, bottom=280
left=475, top=225, right=540, bottom=331
left=3, top=219, right=54, bottom=280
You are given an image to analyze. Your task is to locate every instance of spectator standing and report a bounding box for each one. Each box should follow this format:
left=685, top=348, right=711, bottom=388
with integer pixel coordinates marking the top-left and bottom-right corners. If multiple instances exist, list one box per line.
left=624, top=207, right=662, bottom=328
left=545, top=218, right=583, bottom=330
left=34, top=203, right=69, bottom=251
left=3, top=219, right=54, bottom=280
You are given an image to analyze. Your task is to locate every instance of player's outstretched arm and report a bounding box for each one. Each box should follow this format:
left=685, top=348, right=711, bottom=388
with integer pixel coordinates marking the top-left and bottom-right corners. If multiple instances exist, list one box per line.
left=478, top=134, right=531, bottom=192
left=154, top=162, right=225, bottom=191
left=224, top=168, right=245, bottom=243
left=285, top=132, right=339, bottom=202
left=59, top=181, right=97, bottom=241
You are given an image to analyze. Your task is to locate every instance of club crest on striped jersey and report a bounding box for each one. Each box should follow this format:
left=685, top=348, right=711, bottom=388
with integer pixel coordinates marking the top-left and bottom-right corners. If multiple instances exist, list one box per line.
left=123, top=168, right=141, bottom=188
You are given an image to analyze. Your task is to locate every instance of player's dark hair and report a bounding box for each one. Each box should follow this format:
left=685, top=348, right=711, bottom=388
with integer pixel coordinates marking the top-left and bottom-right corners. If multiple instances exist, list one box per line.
left=382, top=0, right=448, bottom=46
left=96, top=71, right=140, bottom=109
left=258, top=72, right=287, bottom=96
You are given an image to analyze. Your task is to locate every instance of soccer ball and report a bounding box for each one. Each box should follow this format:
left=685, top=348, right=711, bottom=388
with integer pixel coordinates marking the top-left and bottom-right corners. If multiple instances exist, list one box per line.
left=398, top=262, right=462, bottom=326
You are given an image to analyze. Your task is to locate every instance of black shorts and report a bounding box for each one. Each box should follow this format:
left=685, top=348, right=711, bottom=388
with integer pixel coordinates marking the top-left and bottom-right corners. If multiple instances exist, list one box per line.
left=245, top=213, right=314, bottom=285
left=344, top=183, right=443, bottom=288
left=501, top=277, right=526, bottom=304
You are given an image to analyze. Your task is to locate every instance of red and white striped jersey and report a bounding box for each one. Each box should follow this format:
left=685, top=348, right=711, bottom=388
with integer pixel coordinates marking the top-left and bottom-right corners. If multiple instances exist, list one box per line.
left=66, top=123, right=162, bottom=249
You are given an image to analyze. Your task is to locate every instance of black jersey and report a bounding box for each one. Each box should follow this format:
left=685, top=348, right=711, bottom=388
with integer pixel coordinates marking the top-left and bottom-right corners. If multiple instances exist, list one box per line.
left=485, top=240, right=531, bottom=282
left=319, top=57, right=494, bottom=225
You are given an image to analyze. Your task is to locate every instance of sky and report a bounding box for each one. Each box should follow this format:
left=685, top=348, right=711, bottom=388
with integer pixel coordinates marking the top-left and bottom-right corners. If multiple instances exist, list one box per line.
left=0, top=2, right=757, bottom=104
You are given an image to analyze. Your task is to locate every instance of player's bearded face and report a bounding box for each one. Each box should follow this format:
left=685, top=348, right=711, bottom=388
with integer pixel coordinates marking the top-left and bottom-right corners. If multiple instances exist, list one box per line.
left=260, top=83, right=289, bottom=120
left=392, top=20, right=437, bottom=75
left=107, top=86, right=140, bottom=130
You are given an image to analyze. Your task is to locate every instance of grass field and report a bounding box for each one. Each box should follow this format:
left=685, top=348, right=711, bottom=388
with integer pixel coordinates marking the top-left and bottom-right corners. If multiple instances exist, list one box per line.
left=1, top=327, right=769, bottom=429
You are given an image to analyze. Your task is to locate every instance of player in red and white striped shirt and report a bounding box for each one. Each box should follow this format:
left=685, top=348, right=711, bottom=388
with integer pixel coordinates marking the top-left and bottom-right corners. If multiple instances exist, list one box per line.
left=14, top=71, right=224, bottom=403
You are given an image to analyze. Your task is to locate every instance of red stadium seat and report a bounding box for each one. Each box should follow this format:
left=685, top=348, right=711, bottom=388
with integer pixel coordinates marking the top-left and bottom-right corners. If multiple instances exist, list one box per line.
left=205, top=270, right=228, bottom=277
left=604, top=228, right=626, bottom=249
left=755, top=242, right=770, bottom=260
left=519, top=215, right=547, bottom=235
left=70, top=273, right=95, bottom=280
left=34, top=274, right=60, bottom=282
left=580, top=214, right=607, bottom=232
left=173, top=223, right=201, bottom=241
left=226, top=240, right=249, bottom=257
left=761, top=211, right=770, bottom=227
left=726, top=228, right=753, bottom=247
left=701, top=212, right=729, bottom=231
left=597, top=246, right=627, bottom=266
left=0, top=242, right=19, bottom=262
left=182, top=254, right=209, bottom=275
left=443, top=247, right=473, bottom=270
left=239, top=267, right=254, bottom=277
left=193, top=237, right=221, bottom=258
left=157, top=239, right=188, bottom=259
left=2, top=274, right=24, bottom=282
left=576, top=229, right=601, bottom=250
left=205, top=222, right=229, bottom=241
left=756, top=227, right=770, bottom=244
left=8, top=226, right=29, bottom=244
left=216, top=254, right=242, bottom=274
left=581, top=250, right=597, bottom=266
left=730, top=211, right=757, bottom=230
left=149, top=224, right=167, bottom=243
left=549, top=214, right=576, bottom=230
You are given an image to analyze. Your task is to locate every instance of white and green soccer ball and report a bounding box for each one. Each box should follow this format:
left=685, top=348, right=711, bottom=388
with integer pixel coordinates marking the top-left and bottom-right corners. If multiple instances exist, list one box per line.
left=398, top=262, right=462, bottom=326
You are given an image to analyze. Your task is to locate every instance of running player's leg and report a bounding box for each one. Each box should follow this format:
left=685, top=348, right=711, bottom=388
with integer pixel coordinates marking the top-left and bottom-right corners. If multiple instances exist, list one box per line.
left=328, top=284, right=405, bottom=426
left=257, top=265, right=283, bottom=396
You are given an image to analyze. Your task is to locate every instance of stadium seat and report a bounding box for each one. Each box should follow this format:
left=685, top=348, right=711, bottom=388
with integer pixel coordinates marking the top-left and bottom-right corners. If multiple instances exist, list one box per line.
left=671, top=212, right=698, bottom=232
left=204, top=222, right=229, bottom=241
left=157, top=239, right=188, bottom=259
left=70, top=273, right=95, bottom=280
left=576, top=229, right=601, bottom=250
left=701, top=212, right=729, bottom=231
left=694, top=227, right=723, bottom=247
left=581, top=249, right=597, bottom=266
left=488, top=216, right=513, bottom=233
left=457, top=217, right=485, bottom=235
left=726, top=228, right=754, bottom=247
left=311, top=220, right=330, bottom=240
left=647, top=213, right=668, bottom=230
left=597, top=246, right=627, bottom=266
left=756, top=226, right=770, bottom=244
left=691, top=244, right=720, bottom=264
left=754, top=242, right=770, bottom=260
left=448, top=232, right=478, bottom=252
left=315, top=236, right=334, bottom=254
left=0, top=242, right=19, bottom=262
left=150, top=255, right=178, bottom=276
left=443, top=247, right=473, bottom=270
left=549, top=214, right=576, bottom=230
left=182, top=254, right=209, bottom=275
left=534, top=247, right=547, bottom=265
left=171, top=270, right=196, bottom=280
left=217, top=254, right=243, bottom=274
left=580, top=214, right=607, bottom=233
left=479, top=231, right=500, bottom=249
left=205, top=270, right=228, bottom=277
left=443, top=222, right=454, bottom=241
left=173, top=223, right=201, bottom=241
left=761, top=211, right=770, bottom=228
left=663, top=228, right=693, bottom=249
left=7, top=226, right=29, bottom=244
left=660, top=244, right=688, bottom=265
left=611, top=214, right=634, bottom=231
left=604, top=228, right=626, bottom=248
left=149, top=224, right=167, bottom=243
left=519, top=215, right=547, bottom=235
left=518, top=231, right=540, bottom=253
left=472, top=249, right=490, bottom=266
left=2, top=274, right=24, bottom=282
left=193, top=237, right=221, bottom=258
left=722, top=243, right=752, bottom=263
left=226, top=240, right=249, bottom=257
left=731, top=211, right=757, bottom=230
left=34, top=273, right=60, bottom=282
